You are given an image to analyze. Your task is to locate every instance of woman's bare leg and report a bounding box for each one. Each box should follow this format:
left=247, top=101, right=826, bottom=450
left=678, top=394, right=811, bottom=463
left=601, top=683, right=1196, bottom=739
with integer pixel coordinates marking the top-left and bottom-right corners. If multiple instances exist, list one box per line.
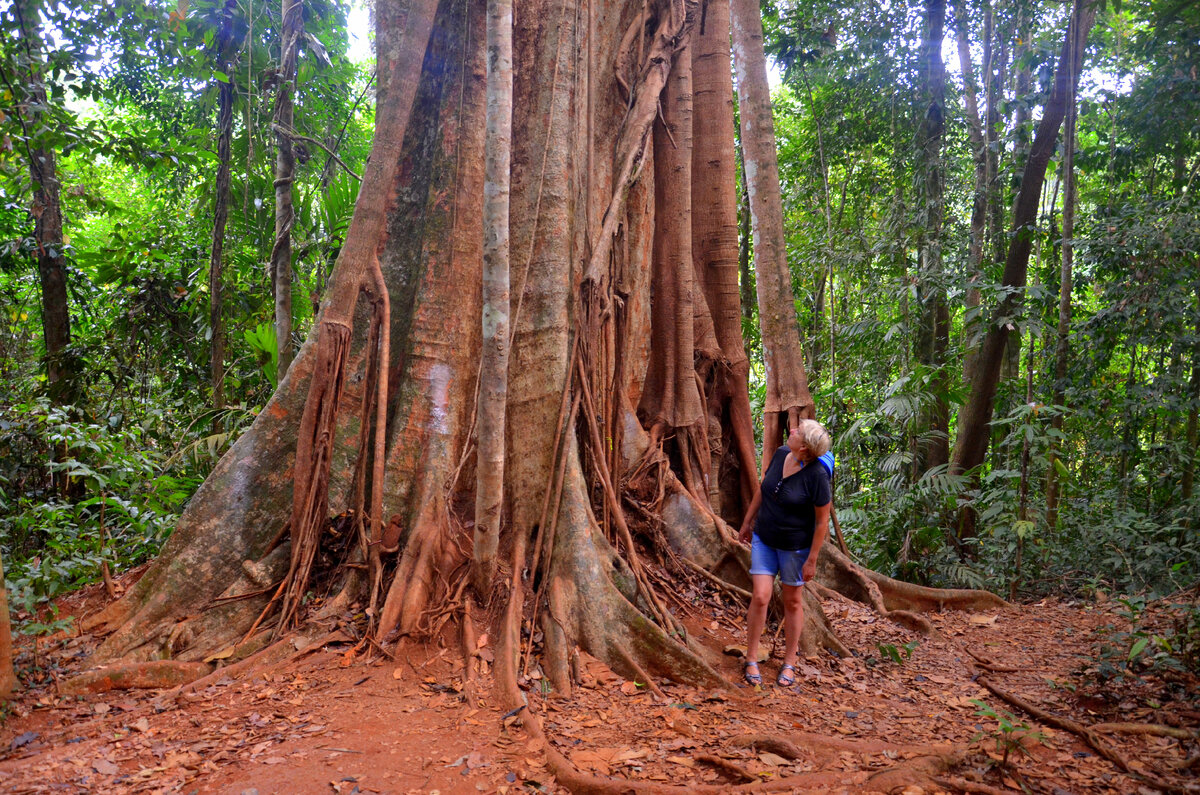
left=745, top=574, right=775, bottom=663
left=780, top=583, right=805, bottom=669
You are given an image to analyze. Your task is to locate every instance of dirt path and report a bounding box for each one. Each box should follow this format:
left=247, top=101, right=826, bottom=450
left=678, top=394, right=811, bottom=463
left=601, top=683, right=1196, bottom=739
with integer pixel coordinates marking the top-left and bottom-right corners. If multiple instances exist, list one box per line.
left=1, top=583, right=1197, bottom=794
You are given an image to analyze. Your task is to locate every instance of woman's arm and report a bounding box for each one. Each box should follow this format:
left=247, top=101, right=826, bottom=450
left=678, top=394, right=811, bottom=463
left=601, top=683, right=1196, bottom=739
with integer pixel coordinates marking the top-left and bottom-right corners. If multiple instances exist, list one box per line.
left=801, top=501, right=831, bottom=582
left=738, top=486, right=763, bottom=545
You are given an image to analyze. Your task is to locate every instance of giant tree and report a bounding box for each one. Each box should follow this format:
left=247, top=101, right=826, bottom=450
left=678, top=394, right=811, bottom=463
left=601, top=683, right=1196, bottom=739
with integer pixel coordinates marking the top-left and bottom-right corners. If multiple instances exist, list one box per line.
left=951, top=1, right=1096, bottom=498
left=77, top=0, right=1001, bottom=738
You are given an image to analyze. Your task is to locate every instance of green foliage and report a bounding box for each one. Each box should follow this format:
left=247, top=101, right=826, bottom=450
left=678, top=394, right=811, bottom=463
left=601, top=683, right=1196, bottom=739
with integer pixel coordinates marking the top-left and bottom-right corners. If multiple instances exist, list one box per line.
left=874, top=640, right=919, bottom=664
left=1088, top=594, right=1200, bottom=682
left=971, top=699, right=1048, bottom=771
left=0, top=399, right=203, bottom=626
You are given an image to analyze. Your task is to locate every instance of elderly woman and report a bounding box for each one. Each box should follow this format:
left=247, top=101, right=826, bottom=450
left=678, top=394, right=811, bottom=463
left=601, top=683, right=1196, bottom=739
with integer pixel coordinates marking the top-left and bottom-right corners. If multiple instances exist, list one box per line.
left=737, top=419, right=832, bottom=686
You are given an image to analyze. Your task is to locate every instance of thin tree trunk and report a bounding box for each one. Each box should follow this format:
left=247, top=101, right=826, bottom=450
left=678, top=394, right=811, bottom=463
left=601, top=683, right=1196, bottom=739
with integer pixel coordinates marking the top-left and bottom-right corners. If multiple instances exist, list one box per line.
left=691, top=0, right=758, bottom=510
left=13, top=0, right=72, bottom=400
left=1044, top=37, right=1082, bottom=531
left=472, top=0, right=513, bottom=596
left=951, top=2, right=1096, bottom=489
left=1183, top=321, right=1199, bottom=503
left=209, top=0, right=238, bottom=413
left=731, top=0, right=813, bottom=464
left=0, top=549, right=16, bottom=699
left=270, top=0, right=304, bottom=380
left=913, top=0, right=949, bottom=478
left=737, top=154, right=754, bottom=326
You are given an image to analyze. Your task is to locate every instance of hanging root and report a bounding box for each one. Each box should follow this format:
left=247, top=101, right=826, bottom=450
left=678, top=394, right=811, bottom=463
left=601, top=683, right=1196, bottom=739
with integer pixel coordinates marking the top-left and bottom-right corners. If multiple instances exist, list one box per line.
left=279, top=320, right=354, bottom=629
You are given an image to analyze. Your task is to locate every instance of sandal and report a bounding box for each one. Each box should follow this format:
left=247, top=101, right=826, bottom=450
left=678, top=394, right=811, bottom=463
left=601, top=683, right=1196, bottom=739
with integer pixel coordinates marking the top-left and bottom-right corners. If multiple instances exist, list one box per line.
left=776, top=663, right=796, bottom=687
left=743, top=660, right=762, bottom=686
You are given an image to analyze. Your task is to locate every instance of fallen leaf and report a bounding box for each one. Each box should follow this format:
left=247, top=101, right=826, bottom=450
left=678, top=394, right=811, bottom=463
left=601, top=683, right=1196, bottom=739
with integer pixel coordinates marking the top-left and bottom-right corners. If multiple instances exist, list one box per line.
left=969, top=615, right=998, bottom=626
left=94, top=703, right=111, bottom=715
left=94, top=759, right=119, bottom=775
left=759, top=752, right=790, bottom=767
left=666, top=755, right=695, bottom=767
left=392, top=668, right=404, bottom=680
left=620, top=681, right=640, bottom=695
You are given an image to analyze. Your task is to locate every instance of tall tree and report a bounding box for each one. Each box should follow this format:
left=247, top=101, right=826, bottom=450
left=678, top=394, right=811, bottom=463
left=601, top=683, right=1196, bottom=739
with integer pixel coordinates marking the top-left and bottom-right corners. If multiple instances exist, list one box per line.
left=691, top=0, right=759, bottom=515
left=1044, top=18, right=1084, bottom=531
left=951, top=1, right=1097, bottom=494
left=208, top=0, right=239, bottom=412
left=269, top=0, right=305, bottom=380
left=11, top=0, right=72, bottom=400
left=77, top=0, right=1000, bottom=715
left=912, top=0, right=950, bottom=476
left=472, top=0, right=513, bottom=595
left=0, top=550, right=16, bottom=699
left=731, top=0, right=814, bottom=460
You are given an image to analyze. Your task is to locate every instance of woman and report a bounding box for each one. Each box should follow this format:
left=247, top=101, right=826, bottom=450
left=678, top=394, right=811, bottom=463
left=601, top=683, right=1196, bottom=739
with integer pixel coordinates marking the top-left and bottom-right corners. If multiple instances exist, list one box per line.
left=737, top=419, right=832, bottom=687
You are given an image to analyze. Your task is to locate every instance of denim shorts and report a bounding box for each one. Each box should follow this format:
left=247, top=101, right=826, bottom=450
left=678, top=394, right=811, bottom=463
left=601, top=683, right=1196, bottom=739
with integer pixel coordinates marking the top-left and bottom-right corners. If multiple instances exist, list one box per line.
left=749, top=534, right=811, bottom=587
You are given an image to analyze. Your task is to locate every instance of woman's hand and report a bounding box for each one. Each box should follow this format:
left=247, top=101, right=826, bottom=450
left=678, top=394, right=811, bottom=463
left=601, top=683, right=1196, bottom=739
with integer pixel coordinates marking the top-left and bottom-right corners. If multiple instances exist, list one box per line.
left=738, top=523, right=753, bottom=545
left=801, top=556, right=817, bottom=583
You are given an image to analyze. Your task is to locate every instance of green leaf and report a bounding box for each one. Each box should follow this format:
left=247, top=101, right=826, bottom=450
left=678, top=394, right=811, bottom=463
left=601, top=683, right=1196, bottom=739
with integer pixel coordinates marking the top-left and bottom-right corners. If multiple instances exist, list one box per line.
left=1128, top=637, right=1148, bottom=660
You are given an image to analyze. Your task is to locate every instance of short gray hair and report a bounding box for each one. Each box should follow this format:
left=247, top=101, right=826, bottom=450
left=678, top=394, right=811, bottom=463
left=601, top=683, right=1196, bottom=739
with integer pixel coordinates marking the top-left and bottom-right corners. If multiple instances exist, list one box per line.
left=797, top=419, right=831, bottom=457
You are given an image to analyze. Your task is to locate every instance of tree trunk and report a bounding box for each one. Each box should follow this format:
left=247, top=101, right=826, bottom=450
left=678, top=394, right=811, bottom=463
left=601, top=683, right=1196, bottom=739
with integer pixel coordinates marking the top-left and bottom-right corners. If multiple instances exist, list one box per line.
left=731, top=0, right=813, bottom=461
left=209, top=0, right=238, bottom=413
left=14, top=0, right=72, bottom=401
left=270, top=0, right=304, bottom=380
left=77, top=0, right=1003, bottom=705
left=912, top=0, right=949, bottom=478
left=1045, top=43, right=1083, bottom=531
left=0, top=549, right=17, bottom=700
left=950, top=2, right=1096, bottom=486
left=472, top=0, right=513, bottom=596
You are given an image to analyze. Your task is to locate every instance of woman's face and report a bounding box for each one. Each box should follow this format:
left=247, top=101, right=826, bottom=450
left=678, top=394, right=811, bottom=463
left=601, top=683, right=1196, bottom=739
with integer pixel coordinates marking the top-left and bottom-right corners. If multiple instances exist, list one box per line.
left=786, top=426, right=812, bottom=460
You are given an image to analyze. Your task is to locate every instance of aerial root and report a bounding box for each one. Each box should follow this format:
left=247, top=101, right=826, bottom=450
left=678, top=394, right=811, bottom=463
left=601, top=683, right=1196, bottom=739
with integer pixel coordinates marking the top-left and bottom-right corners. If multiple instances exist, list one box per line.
left=57, top=660, right=213, bottom=695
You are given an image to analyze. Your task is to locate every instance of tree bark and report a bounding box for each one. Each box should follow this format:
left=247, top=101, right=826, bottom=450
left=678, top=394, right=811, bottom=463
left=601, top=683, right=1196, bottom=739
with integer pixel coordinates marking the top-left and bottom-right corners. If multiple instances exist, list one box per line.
left=77, top=0, right=1004, bottom=701
left=951, top=2, right=1096, bottom=486
left=0, top=549, right=17, bottom=699
left=13, top=0, right=72, bottom=401
left=953, top=0, right=988, bottom=387
left=912, top=0, right=950, bottom=477
left=209, top=0, right=238, bottom=413
left=691, top=0, right=758, bottom=514
left=472, top=0, right=513, bottom=596
left=731, top=0, right=813, bottom=464
left=1045, top=35, right=1084, bottom=531
left=270, top=0, right=304, bottom=380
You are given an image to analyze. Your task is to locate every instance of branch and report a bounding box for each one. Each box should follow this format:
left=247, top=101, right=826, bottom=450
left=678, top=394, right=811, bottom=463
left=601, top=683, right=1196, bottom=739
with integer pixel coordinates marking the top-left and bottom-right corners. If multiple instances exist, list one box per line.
left=273, top=123, right=361, bottom=181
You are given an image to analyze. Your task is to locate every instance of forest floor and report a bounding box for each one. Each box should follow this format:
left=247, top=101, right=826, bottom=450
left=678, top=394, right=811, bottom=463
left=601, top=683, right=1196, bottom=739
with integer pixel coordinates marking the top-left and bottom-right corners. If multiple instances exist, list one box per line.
left=1, top=566, right=1197, bottom=795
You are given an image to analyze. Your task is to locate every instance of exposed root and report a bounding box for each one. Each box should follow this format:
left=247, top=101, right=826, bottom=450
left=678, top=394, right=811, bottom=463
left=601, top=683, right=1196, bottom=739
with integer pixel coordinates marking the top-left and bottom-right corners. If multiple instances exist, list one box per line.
left=930, top=777, right=1015, bottom=795
left=977, top=675, right=1197, bottom=795
left=695, top=754, right=756, bottom=782
left=1091, top=722, right=1198, bottom=740
left=862, top=751, right=963, bottom=794
left=963, top=646, right=1022, bottom=673
left=57, top=660, right=213, bottom=695
left=734, top=731, right=956, bottom=758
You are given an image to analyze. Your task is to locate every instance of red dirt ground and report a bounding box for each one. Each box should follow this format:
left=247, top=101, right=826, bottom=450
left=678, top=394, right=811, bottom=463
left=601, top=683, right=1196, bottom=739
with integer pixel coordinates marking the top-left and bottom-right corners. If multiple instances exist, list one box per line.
left=1, top=572, right=1197, bottom=794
